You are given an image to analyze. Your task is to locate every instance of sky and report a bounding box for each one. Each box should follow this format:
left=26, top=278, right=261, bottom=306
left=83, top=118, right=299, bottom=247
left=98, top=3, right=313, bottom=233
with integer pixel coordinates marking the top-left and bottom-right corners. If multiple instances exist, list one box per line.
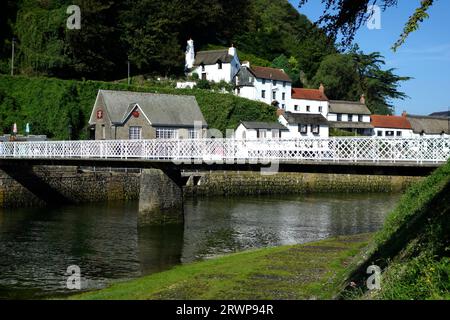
left=288, top=0, right=450, bottom=116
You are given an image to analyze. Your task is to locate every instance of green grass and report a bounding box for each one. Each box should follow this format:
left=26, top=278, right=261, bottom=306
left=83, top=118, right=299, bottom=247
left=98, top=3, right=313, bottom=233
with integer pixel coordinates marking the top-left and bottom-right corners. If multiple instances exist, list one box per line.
left=341, top=161, right=450, bottom=300
left=68, top=234, right=372, bottom=300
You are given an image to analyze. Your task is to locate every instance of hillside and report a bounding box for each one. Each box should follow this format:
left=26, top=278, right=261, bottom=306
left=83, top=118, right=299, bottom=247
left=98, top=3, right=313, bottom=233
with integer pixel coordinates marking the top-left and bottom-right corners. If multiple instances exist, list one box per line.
left=0, top=75, right=276, bottom=139
left=340, top=161, right=450, bottom=300
left=0, top=0, right=335, bottom=82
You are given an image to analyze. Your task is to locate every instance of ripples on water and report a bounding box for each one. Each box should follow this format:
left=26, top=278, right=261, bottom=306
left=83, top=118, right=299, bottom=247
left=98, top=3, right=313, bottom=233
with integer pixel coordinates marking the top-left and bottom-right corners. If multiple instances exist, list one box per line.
left=0, top=193, right=401, bottom=299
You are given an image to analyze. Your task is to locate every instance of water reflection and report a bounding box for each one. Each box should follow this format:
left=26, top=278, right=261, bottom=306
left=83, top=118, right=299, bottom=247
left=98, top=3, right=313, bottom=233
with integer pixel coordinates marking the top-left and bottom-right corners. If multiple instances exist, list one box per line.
left=0, top=193, right=400, bottom=299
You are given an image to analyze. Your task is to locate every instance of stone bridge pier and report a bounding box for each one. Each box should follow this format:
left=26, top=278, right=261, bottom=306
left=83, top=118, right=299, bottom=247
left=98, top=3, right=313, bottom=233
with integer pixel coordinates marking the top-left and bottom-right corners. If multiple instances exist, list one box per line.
left=138, top=169, right=184, bottom=226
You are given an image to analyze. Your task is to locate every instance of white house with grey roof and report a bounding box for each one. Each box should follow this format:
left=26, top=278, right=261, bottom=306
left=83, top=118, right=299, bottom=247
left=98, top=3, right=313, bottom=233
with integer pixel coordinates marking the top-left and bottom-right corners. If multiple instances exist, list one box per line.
left=88, top=90, right=207, bottom=140
left=406, top=114, right=450, bottom=138
left=278, top=112, right=329, bottom=138
left=234, top=121, right=288, bottom=140
left=185, top=39, right=240, bottom=83
left=327, top=96, right=373, bottom=135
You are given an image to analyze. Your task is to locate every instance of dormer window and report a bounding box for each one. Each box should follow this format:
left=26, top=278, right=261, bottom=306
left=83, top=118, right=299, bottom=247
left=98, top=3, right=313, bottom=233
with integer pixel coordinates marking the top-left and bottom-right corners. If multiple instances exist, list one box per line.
left=201, top=64, right=205, bottom=72
left=217, top=60, right=222, bottom=70
left=273, top=80, right=277, bottom=86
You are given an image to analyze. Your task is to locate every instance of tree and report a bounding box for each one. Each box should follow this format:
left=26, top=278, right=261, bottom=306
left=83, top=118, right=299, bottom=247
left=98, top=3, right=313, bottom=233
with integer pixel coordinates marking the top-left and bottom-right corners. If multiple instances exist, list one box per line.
left=298, top=0, right=436, bottom=50
left=271, top=54, right=301, bottom=86
left=312, top=53, right=359, bottom=100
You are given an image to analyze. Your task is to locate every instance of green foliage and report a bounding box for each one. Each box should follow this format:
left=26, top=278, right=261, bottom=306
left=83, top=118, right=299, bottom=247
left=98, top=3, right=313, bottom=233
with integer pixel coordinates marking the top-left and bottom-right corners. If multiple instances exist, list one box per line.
left=329, top=128, right=359, bottom=137
left=313, top=50, right=410, bottom=115
left=195, top=80, right=211, bottom=90
left=0, top=75, right=276, bottom=139
left=271, top=54, right=301, bottom=86
left=343, top=160, right=450, bottom=300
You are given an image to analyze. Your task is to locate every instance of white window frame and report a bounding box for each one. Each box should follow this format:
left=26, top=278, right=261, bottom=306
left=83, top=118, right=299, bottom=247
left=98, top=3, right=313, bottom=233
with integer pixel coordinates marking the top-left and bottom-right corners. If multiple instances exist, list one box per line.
left=299, top=124, right=308, bottom=134
left=188, top=129, right=201, bottom=139
left=312, top=125, right=320, bottom=135
left=129, top=126, right=142, bottom=140
left=156, top=127, right=178, bottom=139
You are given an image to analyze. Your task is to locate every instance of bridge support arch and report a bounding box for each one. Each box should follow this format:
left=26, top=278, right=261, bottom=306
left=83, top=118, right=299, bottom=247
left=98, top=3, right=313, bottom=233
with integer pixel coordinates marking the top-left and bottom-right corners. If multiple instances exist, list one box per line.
left=139, top=169, right=184, bottom=226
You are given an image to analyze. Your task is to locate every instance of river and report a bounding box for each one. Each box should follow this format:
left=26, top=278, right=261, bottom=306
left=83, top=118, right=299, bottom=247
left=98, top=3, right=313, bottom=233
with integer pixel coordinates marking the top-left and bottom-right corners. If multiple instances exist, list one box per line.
left=0, top=193, right=401, bottom=299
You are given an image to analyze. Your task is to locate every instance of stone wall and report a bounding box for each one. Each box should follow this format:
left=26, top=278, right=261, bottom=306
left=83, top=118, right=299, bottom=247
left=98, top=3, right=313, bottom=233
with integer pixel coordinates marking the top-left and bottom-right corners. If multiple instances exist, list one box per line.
left=184, top=172, right=423, bottom=197
left=0, top=166, right=140, bottom=208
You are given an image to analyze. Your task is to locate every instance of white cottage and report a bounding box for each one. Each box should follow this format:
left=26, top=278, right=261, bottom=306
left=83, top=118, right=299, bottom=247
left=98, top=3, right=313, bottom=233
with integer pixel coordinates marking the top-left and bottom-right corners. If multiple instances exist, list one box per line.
left=235, top=121, right=288, bottom=140
left=327, top=96, right=373, bottom=136
left=185, top=39, right=240, bottom=83
left=288, top=85, right=329, bottom=117
left=278, top=111, right=329, bottom=139
left=235, top=62, right=292, bottom=109
left=406, top=114, right=450, bottom=138
left=370, top=114, right=414, bottom=137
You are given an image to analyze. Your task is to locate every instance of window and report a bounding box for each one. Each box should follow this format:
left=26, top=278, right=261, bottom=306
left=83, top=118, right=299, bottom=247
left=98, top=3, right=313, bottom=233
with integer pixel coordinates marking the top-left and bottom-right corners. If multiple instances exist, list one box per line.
left=189, top=129, right=200, bottom=139
left=349, top=114, right=354, bottom=122
left=201, top=64, right=205, bottom=71
left=272, top=130, right=281, bottom=139
left=359, top=115, right=364, bottom=122
left=294, top=105, right=299, bottom=111
left=386, top=131, right=395, bottom=137
left=312, top=125, right=320, bottom=135
left=272, top=91, right=276, bottom=100
left=282, top=92, right=286, bottom=100
left=319, top=106, right=323, bottom=113
left=282, top=104, right=285, bottom=109
left=257, top=129, right=267, bottom=139
left=283, top=81, right=286, bottom=88
left=201, top=73, right=207, bottom=81
left=262, top=90, right=266, bottom=99
left=337, top=114, right=342, bottom=121
left=377, top=131, right=383, bottom=137
left=129, top=126, right=142, bottom=140
left=102, top=125, right=106, bottom=140
left=217, top=61, right=222, bottom=69
left=299, top=124, right=308, bottom=134
left=306, top=106, right=311, bottom=112
left=262, top=79, right=266, bottom=85
left=396, top=131, right=402, bottom=137
left=273, top=80, right=277, bottom=86
left=156, top=127, right=177, bottom=139
left=249, top=77, right=253, bottom=83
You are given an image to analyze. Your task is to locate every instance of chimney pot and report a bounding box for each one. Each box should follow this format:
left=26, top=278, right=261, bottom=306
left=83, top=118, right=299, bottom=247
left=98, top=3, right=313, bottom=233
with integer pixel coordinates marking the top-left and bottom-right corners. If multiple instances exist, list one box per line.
left=360, top=94, right=366, bottom=105
left=319, top=83, right=325, bottom=94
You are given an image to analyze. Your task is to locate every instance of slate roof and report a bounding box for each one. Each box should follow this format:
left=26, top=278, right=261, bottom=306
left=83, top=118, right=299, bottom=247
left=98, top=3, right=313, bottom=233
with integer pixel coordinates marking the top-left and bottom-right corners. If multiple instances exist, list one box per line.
left=371, top=115, right=412, bottom=130
left=251, top=66, right=292, bottom=82
left=194, top=49, right=234, bottom=66
left=407, top=115, right=450, bottom=134
left=282, top=112, right=328, bottom=125
left=291, top=88, right=328, bottom=101
left=429, top=111, right=450, bottom=117
left=240, top=121, right=288, bottom=130
left=329, top=100, right=371, bottom=115
left=90, top=90, right=207, bottom=128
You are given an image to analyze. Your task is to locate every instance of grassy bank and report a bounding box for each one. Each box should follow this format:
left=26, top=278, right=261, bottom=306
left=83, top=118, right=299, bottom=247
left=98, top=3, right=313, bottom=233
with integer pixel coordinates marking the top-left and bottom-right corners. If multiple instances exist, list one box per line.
left=342, top=160, right=450, bottom=300
left=70, top=234, right=372, bottom=300
left=0, top=75, right=276, bottom=139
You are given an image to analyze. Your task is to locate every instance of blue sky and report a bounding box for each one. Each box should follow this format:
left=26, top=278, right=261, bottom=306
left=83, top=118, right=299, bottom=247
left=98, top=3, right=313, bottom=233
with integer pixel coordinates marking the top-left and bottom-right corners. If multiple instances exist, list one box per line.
left=288, top=0, right=450, bottom=116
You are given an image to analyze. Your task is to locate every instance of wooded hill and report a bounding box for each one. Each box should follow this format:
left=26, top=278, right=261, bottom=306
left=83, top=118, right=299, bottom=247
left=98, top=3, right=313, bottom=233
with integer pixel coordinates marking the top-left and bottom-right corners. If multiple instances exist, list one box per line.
left=0, top=0, right=410, bottom=115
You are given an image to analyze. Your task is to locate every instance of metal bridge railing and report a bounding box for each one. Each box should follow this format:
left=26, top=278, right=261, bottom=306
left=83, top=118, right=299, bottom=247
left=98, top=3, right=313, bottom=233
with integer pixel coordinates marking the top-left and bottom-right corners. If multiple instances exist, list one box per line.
left=0, top=137, right=449, bottom=164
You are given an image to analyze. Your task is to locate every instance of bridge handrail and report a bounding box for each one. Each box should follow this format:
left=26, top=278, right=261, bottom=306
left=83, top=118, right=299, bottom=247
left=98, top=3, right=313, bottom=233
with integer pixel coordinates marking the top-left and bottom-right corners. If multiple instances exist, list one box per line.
left=0, top=137, right=449, bottom=164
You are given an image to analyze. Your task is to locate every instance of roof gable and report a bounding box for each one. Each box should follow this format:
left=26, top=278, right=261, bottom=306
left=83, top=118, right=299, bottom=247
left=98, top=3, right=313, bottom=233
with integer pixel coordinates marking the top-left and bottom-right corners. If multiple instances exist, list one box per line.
left=370, top=115, right=412, bottom=130
left=329, top=100, right=371, bottom=115
left=194, top=49, right=233, bottom=66
left=292, top=88, right=328, bottom=101
left=95, top=90, right=207, bottom=128
left=251, top=66, right=292, bottom=82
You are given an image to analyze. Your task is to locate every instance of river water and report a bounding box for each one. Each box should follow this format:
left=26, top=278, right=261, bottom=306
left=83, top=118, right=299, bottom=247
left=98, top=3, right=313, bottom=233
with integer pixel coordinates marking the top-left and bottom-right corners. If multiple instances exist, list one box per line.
left=0, top=193, right=401, bottom=299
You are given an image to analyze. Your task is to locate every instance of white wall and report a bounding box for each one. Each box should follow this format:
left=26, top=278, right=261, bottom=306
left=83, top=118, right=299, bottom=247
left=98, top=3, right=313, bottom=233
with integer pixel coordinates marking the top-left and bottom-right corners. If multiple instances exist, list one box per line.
left=328, top=113, right=370, bottom=123
left=234, top=124, right=284, bottom=140
left=247, top=78, right=292, bottom=108
left=278, top=116, right=329, bottom=139
left=288, top=99, right=329, bottom=117
left=190, top=55, right=240, bottom=83
left=373, top=128, right=414, bottom=138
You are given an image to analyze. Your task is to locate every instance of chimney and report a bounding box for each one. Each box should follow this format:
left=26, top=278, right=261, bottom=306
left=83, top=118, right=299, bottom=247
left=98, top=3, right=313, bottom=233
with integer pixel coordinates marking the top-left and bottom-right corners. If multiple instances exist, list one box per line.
left=228, top=44, right=237, bottom=57
left=242, top=61, right=250, bottom=68
left=402, top=111, right=407, bottom=118
left=360, top=94, right=366, bottom=105
left=185, top=39, right=195, bottom=70
left=276, top=108, right=285, bottom=117
left=319, top=83, right=325, bottom=94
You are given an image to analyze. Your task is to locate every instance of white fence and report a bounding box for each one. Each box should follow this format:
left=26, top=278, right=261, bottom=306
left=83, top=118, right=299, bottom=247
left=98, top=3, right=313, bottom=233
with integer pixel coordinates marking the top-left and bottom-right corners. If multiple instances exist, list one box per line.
left=0, top=137, right=449, bottom=164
